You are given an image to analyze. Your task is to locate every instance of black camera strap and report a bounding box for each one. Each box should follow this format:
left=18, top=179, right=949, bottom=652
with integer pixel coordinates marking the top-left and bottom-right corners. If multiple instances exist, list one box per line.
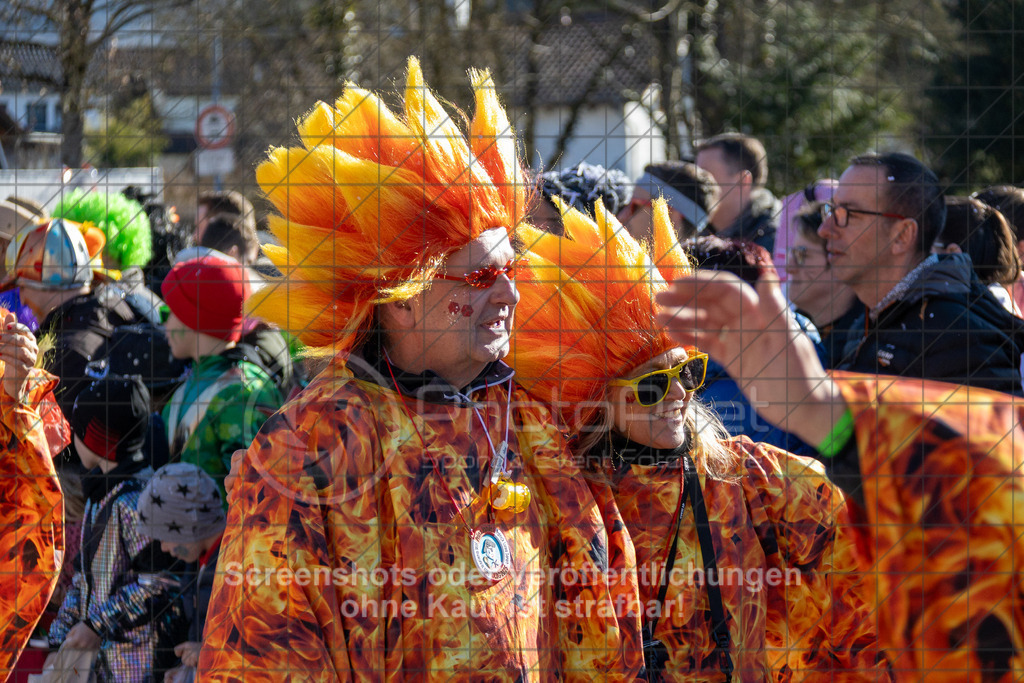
left=688, top=453, right=734, bottom=682
left=642, top=453, right=734, bottom=682
left=647, top=454, right=690, bottom=645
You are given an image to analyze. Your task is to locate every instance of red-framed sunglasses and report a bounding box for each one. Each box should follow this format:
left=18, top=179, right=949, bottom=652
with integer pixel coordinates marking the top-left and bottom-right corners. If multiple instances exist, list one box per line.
left=435, top=258, right=525, bottom=289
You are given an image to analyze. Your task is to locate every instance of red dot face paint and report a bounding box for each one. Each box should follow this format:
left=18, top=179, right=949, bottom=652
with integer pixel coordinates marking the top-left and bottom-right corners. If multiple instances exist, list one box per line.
left=448, top=301, right=460, bottom=315
left=461, top=305, right=474, bottom=317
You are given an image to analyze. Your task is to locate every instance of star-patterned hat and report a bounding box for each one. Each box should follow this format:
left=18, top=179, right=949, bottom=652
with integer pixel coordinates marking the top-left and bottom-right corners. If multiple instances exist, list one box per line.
left=137, top=462, right=225, bottom=543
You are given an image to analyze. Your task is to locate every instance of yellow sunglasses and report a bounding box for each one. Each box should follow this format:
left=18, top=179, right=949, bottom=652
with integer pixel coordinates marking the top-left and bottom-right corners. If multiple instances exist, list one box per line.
left=609, top=353, right=709, bottom=406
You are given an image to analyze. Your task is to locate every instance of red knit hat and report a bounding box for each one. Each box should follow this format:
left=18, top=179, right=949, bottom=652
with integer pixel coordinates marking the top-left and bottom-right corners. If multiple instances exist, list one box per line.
left=162, top=255, right=249, bottom=342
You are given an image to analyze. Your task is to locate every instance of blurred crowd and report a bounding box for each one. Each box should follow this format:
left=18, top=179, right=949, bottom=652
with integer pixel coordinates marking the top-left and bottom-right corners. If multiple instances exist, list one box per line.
left=2, top=188, right=303, bottom=682
left=5, top=119, right=1024, bottom=682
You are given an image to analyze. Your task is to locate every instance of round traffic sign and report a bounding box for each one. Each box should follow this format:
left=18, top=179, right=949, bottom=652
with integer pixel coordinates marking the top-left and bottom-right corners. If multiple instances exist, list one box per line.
left=195, top=104, right=236, bottom=150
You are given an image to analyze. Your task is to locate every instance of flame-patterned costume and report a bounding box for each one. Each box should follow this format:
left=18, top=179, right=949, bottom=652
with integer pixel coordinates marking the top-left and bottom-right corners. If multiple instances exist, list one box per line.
left=507, top=201, right=886, bottom=680
left=0, top=365, right=70, bottom=681
left=197, top=59, right=642, bottom=681
left=824, top=373, right=1024, bottom=681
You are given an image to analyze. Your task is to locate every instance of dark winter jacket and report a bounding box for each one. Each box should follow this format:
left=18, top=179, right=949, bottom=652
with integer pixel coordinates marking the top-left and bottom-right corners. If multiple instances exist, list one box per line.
left=837, top=253, right=1024, bottom=396
left=806, top=301, right=864, bottom=370
left=39, top=284, right=143, bottom=418
left=179, top=536, right=221, bottom=642
left=716, top=188, right=779, bottom=253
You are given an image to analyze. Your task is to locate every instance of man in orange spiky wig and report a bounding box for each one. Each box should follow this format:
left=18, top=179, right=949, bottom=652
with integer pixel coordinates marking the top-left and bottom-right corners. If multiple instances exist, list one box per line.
left=198, top=58, right=643, bottom=681
left=656, top=217, right=1024, bottom=679
left=508, top=199, right=889, bottom=681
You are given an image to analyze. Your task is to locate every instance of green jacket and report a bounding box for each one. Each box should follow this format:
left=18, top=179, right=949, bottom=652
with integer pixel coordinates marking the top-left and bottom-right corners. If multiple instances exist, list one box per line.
left=163, top=347, right=283, bottom=501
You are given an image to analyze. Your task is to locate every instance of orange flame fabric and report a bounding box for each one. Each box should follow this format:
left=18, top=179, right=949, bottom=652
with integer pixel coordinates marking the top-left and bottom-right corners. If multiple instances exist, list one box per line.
left=606, top=439, right=889, bottom=681
left=0, top=366, right=68, bottom=681
left=509, top=199, right=691, bottom=430
left=833, top=372, right=1024, bottom=681
left=197, top=364, right=643, bottom=680
left=249, top=57, right=527, bottom=354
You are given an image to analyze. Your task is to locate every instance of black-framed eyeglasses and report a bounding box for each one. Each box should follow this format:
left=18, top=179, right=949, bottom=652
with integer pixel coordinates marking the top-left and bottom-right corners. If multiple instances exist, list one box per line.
left=820, top=202, right=908, bottom=228
left=435, top=258, right=525, bottom=289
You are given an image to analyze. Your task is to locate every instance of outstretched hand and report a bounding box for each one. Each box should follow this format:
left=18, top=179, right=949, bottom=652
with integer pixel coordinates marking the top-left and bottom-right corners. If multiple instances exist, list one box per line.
left=0, top=311, right=37, bottom=403
left=654, top=270, right=844, bottom=448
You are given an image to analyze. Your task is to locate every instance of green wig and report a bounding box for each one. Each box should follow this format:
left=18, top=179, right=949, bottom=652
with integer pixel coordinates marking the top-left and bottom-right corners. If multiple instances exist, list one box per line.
left=53, top=190, right=152, bottom=268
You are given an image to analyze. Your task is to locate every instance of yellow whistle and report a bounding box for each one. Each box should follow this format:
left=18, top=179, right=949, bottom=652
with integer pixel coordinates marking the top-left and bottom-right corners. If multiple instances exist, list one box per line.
left=489, top=476, right=532, bottom=513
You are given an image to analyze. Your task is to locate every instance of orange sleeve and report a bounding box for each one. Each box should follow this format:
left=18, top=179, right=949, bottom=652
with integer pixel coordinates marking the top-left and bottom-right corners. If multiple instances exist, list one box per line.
left=833, top=372, right=1024, bottom=682
left=198, top=391, right=393, bottom=682
left=0, top=369, right=66, bottom=681
left=738, top=441, right=889, bottom=681
left=514, top=395, right=643, bottom=681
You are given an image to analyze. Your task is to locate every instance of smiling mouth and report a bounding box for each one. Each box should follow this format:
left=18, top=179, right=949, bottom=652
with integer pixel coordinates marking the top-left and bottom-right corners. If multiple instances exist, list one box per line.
left=652, top=404, right=687, bottom=418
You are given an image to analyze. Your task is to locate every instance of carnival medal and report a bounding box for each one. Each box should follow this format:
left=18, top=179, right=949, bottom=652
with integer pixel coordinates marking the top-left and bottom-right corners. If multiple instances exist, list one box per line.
left=471, top=525, right=512, bottom=581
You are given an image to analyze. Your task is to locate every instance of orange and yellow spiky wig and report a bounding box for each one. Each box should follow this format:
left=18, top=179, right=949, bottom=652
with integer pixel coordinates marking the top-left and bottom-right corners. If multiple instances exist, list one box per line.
left=248, top=57, right=526, bottom=354
left=508, top=198, right=693, bottom=432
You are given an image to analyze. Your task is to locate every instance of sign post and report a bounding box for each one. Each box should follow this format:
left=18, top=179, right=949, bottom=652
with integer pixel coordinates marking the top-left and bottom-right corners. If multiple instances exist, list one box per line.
left=195, top=104, right=236, bottom=184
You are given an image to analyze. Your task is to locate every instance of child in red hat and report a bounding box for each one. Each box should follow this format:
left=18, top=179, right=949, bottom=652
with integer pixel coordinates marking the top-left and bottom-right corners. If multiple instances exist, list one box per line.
left=160, top=255, right=283, bottom=499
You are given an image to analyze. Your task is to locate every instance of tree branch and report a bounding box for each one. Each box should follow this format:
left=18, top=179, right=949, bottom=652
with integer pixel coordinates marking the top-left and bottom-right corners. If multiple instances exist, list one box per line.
left=603, top=0, right=684, bottom=24
left=547, top=20, right=634, bottom=170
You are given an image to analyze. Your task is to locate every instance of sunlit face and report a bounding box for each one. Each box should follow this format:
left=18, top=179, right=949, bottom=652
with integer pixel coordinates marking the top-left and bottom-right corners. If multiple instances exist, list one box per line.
left=818, top=164, right=904, bottom=291
left=787, top=229, right=830, bottom=311
left=409, top=227, right=520, bottom=378
left=607, top=347, right=694, bottom=451
left=164, top=310, right=198, bottom=360
left=617, top=186, right=686, bottom=243
left=696, top=147, right=745, bottom=229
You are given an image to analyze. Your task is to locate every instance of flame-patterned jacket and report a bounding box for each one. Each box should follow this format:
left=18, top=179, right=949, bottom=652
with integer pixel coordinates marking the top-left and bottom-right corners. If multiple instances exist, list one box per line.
left=199, top=355, right=643, bottom=681
left=598, top=435, right=888, bottom=682
left=827, top=373, right=1024, bottom=682
left=0, top=368, right=69, bottom=682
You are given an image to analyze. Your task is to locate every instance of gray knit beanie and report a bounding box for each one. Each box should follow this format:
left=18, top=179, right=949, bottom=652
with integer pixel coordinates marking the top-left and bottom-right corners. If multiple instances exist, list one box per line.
left=138, top=462, right=225, bottom=543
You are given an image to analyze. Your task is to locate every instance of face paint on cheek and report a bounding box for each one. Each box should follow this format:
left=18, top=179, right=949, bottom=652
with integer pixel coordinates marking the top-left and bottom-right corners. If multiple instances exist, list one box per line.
left=172, top=545, right=191, bottom=559
left=461, top=305, right=474, bottom=317
left=448, top=301, right=460, bottom=315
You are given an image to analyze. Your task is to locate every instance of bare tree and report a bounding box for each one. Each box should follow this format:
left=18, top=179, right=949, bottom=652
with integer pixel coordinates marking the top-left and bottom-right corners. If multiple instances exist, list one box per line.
left=1, top=0, right=184, bottom=167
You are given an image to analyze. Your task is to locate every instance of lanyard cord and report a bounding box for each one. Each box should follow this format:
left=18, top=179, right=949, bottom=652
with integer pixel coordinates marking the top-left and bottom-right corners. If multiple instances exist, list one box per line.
left=643, top=453, right=733, bottom=683
left=647, top=455, right=689, bottom=648
left=472, top=377, right=513, bottom=484
left=382, top=350, right=511, bottom=530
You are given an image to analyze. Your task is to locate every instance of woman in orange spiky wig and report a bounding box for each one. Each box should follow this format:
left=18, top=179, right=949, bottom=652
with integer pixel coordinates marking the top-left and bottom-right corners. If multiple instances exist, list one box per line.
left=508, top=199, right=889, bottom=682
left=198, top=58, right=643, bottom=681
